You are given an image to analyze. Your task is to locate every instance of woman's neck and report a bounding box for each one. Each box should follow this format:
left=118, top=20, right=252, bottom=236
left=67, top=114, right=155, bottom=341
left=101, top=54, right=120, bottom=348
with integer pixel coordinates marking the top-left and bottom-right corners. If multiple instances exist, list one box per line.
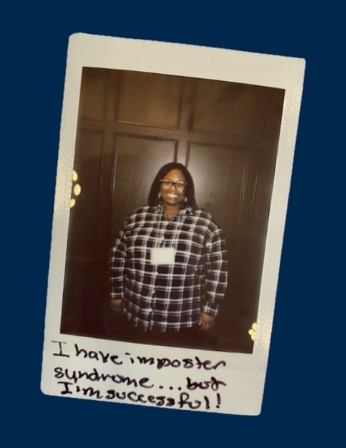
left=163, top=204, right=181, bottom=219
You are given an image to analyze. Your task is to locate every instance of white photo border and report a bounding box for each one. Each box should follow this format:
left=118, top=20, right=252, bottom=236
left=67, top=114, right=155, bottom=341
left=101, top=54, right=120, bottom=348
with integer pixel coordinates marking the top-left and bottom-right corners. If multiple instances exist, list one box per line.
left=41, top=33, right=305, bottom=416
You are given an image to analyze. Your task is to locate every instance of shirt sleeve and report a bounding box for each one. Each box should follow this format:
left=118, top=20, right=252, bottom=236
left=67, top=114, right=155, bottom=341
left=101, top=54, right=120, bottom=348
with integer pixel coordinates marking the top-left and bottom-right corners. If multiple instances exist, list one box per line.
left=109, top=223, right=129, bottom=301
left=201, top=226, right=228, bottom=317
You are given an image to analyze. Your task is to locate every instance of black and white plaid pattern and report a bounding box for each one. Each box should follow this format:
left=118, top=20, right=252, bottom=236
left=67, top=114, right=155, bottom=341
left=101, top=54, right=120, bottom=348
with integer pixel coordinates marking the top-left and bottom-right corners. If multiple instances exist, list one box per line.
left=110, top=204, right=228, bottom=332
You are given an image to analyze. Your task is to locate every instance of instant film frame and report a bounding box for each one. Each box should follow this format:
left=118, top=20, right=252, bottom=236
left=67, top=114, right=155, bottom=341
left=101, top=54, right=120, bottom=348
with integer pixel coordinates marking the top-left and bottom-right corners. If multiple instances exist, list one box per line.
left=41, top=33, right=305, bottom=415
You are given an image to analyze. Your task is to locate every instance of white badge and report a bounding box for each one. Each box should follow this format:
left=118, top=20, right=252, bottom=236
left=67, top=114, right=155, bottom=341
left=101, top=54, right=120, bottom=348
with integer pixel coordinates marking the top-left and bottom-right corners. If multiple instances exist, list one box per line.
left=150, top=247, right=176, bottom=265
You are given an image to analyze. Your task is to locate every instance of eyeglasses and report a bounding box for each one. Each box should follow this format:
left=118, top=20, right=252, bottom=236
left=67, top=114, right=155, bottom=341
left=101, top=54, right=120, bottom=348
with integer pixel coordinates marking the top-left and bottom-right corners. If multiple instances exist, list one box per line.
left=160, top=179, right=187, bottom=190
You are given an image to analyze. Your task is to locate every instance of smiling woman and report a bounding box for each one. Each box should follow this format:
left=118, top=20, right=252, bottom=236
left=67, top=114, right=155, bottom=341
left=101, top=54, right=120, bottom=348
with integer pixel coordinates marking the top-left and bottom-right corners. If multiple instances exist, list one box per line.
left=159, top=170, right=187, bottom=216
left=108, top=162, right=228, bottom=349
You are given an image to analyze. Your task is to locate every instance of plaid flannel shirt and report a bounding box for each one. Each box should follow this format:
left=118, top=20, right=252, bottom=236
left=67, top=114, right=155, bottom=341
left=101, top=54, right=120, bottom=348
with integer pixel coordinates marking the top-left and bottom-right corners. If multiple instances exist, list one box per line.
left=110, top=204, right=228, bottom=331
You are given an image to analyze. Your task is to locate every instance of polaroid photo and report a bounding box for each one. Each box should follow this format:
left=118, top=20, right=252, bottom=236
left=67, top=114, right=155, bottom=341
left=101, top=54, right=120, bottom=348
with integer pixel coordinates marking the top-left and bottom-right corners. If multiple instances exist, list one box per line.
left=41, top=33, right=305, bottom=415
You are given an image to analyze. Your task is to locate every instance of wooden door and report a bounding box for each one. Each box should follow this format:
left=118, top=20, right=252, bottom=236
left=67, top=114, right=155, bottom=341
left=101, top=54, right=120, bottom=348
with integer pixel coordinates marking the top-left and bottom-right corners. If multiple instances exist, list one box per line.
left=60, top=67, right=284, bottom=353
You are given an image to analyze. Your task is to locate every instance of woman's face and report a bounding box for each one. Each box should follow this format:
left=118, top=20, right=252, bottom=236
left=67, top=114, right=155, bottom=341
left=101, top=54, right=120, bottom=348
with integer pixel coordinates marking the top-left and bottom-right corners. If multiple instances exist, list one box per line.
left=159, top=169, right=187, bottom=208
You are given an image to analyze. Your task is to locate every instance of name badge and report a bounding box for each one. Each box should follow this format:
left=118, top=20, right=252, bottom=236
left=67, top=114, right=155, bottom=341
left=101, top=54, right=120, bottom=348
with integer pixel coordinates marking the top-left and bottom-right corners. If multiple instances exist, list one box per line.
left=150, top=247, right=176, bottom=265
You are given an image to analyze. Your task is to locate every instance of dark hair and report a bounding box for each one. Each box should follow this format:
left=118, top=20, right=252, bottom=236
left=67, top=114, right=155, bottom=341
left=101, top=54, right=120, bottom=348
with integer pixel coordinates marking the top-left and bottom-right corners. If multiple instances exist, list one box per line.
left=148, top=162, right=198, bottom=209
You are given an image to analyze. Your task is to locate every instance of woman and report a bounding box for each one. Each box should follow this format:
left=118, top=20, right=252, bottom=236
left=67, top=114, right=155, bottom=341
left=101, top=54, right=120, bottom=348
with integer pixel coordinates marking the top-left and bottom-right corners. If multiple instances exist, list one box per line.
left=109, top=162, right=228, bottom=348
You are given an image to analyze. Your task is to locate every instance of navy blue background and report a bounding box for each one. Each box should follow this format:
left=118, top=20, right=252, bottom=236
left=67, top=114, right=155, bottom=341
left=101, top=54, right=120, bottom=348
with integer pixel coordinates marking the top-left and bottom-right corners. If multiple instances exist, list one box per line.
left=3, top=2, right=343, bottom=446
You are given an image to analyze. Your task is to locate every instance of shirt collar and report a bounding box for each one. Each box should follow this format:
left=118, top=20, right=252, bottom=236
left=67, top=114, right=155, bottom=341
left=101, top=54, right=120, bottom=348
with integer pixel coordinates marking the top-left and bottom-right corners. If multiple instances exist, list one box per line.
left=156, top=203, right=194, bottom=216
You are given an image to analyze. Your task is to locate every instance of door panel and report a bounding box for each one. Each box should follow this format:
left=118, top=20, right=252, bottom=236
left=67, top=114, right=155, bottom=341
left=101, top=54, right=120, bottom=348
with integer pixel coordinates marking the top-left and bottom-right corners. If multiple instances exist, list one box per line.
left=188, top=143, right=248, bottom=228
left=78, top=68, right=109, bottom=121
left=190, top=79, right=267, bottom=136
left=116, top=71, right=183, bottom=129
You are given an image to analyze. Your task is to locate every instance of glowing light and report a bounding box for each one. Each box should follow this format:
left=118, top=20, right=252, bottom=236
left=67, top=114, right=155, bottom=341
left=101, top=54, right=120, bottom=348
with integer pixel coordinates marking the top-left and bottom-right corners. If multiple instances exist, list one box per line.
left=248, top=323, right=257, bottom=341
left=74, top=184, right=81, bottom=196
left=70, top=170, right=81, bottom=208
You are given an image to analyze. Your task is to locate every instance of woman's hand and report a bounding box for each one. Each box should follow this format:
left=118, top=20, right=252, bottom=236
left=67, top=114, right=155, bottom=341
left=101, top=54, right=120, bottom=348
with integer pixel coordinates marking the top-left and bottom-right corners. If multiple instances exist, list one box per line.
left=198, top=313, right=215, bottom=331
left=110, top=299, right=123, bottom=314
